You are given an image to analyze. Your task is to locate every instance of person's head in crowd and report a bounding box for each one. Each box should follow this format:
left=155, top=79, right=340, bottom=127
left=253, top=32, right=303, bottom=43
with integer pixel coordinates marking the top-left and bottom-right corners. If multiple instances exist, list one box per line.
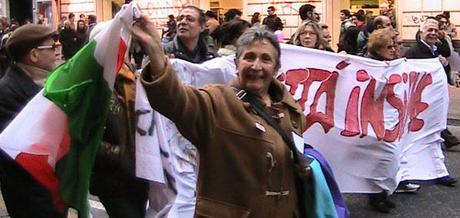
left=320, top=23, right=332, bottom=44
left=251, top=12, right=261, bottom=25
left=176, top=6, right=206, bottom=43
left=79, top=13, right=86, bottom=21
left=267, top=6, right=276, bottom=16
left=216, top=19, right=250, bottom=48
left=314, top=13, right=320, bottom=22
left=205, top=10, right=220, bottom=34
left=365, top=11, right=374, bottom=23
left=88, top=15, right=97, bottom=25
left=357, top=9, right=365, bottom=16
left=299, top=4, right=316, bottom=22
left=168, top=14, right=175, bottom=22
left=235, top=26, right=281, bottom=94
left=216, top=19, right=250, bottom=56
left=351, top=13, right=365, bottom=27
left=77, top=19, right=86, bottom=32
left=419, top=17, right=439, bottom=46
left=435, top=14, right=449, bottom=31
left=374, top=15, right=392, bottom=30
left=393, top=33, right=404, bottom=59
left=68, top=13, right=75, bottom=22
left=337, top=26, right=360, bottom=55
left=367, top=28, right=396, bottom=60
left=340, top=9, right=351, bottom=21
left=293, top=20, right=328, bottom=50
left=5, top=24, right=59, bottom=71
left=0, top=17, right=8, bottom=31
left=224, top=9, right=242, bottom=22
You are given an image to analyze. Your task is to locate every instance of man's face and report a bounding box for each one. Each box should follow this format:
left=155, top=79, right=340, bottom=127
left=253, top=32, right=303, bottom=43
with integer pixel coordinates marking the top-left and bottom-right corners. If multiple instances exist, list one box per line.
left=378, top=16, right=392, bottom=29
left=33, top=38, right=60, bottom=71
left=267, top=8, right=275, bottom=16
left=176, top=8, right=204, bottom=41
left=439, top=18, right=448, bottom=30
left=421, top=20, right=439, bottom=46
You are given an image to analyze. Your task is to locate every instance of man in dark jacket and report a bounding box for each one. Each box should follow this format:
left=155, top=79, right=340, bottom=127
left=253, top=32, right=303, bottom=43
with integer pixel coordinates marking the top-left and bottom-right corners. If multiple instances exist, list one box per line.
left=263, top=6, right=283, bottom=32
left=163, top=6, right=216, bottom=63
left=405, top=17, right=459, bottom=186
left=0, top=24, right=62, bottom=217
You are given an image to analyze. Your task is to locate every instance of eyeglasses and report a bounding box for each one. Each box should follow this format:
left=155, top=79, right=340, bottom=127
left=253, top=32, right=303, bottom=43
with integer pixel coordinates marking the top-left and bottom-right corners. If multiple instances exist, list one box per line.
left=386, top=45, right=396, bottom=49
left=36, top=43, right=60, bottom=50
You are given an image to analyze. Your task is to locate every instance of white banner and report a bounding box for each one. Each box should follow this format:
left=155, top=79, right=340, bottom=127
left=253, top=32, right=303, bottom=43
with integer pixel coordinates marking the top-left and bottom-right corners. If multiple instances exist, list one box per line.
left=136, top=44, right=451, bottom=203
left=279, top=44, right=449, bottom=193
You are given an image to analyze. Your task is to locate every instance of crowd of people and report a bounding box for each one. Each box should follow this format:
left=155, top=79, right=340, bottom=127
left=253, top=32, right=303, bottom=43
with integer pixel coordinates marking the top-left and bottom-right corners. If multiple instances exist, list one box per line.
left=0, top=2, right=459, bottom=217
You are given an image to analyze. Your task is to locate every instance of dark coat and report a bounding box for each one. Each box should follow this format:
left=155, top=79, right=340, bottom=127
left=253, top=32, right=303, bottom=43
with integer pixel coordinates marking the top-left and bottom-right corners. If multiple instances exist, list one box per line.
left=0, top=64, right=62, bottom=217
left=405, top=37, right=452, bottom=84
left=142, top=60, right=306, bottom=218
left=0, top=64, right=41, bottom=132
left=90, top=63, right=148, bottom=198
left=59, top=27, right=79, bottom=60
left=405, top=38, right=451, bottom=59
left=262, top=15, right=284, bottom=32
left=163, top=36, right=216, bottom=64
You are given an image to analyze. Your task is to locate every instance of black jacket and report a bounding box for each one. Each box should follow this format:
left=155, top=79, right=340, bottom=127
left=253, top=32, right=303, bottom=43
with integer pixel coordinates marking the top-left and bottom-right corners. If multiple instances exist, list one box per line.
left=405, top=37, right=452, bottom=84
left=405, top=38, right=451, bottom=59
left=0, top=64, right=41, bottom=132
left=262, top=15, right=283, bottom=32
left=163, top=36, right=216, bottom=63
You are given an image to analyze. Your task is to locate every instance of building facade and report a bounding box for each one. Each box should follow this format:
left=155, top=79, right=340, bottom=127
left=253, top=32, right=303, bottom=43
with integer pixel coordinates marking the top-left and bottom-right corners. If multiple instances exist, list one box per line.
left=0, top=0, right=458, bottom=47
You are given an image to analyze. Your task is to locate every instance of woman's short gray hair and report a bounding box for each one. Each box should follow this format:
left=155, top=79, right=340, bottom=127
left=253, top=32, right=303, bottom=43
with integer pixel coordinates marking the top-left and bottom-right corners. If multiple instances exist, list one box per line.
left=235, top=26, right=281, bottom=70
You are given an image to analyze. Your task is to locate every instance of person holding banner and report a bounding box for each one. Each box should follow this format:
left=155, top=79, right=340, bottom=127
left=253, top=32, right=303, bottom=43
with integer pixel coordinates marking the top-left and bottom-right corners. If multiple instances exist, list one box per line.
left=134, top=16, right=310, bottom=217
left=405, top=17, right=460, bottom=183
left=364, top=27, right=398, bottom=213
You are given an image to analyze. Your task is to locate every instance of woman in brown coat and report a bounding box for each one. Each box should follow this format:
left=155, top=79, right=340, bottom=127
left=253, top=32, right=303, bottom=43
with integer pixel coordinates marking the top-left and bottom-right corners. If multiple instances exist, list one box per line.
left=133, top=16, right=307, bottom=217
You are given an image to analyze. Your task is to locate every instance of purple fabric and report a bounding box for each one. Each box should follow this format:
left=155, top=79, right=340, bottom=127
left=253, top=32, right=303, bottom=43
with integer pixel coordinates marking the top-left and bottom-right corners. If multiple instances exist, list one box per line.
left=304, top=144, right=350, bottom=218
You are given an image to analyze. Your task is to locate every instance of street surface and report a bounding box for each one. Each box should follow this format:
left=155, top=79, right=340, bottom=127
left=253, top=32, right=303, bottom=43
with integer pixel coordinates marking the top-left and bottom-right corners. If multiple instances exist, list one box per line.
left=0, top=87, right=460, bottom=217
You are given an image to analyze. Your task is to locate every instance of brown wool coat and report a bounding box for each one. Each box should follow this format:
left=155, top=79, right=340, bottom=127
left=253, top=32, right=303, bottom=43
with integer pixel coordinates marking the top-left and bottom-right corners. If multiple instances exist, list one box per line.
left=142, top=61, right=306, bottom=218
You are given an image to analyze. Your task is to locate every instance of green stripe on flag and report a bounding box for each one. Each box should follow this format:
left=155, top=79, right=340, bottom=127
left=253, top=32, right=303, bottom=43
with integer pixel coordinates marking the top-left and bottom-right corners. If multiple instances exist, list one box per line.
left=44, top=40, right=112, bottom=218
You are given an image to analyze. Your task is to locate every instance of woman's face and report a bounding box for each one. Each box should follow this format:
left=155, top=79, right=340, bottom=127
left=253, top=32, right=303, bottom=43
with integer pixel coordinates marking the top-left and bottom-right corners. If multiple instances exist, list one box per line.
left=236, top=39, right=278, bottom=96
left=299, top=24, right=318, bottom=48
left=376, top=42, right=396, bottom=60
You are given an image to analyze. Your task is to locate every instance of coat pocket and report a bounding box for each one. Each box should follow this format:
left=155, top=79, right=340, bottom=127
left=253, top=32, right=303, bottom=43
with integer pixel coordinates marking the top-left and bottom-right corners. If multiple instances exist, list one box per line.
left=195, top=197, right=250, bottom=218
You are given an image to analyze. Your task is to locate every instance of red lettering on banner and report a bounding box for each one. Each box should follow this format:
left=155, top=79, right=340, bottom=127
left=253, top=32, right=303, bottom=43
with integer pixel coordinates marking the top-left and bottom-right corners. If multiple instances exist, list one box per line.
left=305, top=70, right=338, bottom=133
left=360, top=76, right=385, bottom=140
left=383, top=74, right=405, bottom=142
left=341, top=86, right=361, bottom=137
left=280, top=67, right=433, bottom=139
left=407, top=73, right=432, bottom=131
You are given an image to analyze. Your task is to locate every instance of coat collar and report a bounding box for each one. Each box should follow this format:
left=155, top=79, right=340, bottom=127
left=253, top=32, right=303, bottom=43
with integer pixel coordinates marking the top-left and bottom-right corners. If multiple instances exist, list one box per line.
left=4, top=64, right=41, bottom=97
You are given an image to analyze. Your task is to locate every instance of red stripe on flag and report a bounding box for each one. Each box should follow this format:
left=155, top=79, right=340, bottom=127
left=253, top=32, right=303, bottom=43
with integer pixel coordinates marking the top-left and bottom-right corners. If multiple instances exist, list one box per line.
left=16, top=151, right=66, bottom=214
left=116, top=38, right=127, bottom=73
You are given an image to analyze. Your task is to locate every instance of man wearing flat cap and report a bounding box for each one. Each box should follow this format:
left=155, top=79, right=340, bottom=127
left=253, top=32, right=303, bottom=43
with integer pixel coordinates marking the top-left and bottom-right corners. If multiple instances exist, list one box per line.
left=0, top=24, right=59, bottom=132
left=0, top=24, right=63, bottom=218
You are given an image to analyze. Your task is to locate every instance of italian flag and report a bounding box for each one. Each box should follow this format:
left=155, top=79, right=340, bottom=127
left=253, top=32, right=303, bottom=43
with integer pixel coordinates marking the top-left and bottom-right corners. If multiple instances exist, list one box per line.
left=0, top=3, right=139, bottom=217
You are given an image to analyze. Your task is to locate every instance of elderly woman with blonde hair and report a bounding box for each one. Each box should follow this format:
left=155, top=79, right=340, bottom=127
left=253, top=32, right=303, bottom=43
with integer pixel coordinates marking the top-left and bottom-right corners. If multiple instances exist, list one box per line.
left=366, top=28, right=397, bottom=61
left=292, top=20, right=333, bottom=52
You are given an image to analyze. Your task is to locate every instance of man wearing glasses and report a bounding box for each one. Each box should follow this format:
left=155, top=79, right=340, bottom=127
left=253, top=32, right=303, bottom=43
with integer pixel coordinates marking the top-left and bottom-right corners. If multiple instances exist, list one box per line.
left=0, top=24, right=59, bottom=132
left=0, top=24, right=61, bottom=217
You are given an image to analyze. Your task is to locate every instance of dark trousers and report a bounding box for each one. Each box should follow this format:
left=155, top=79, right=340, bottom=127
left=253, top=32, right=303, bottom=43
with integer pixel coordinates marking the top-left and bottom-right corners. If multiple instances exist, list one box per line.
left=99, top=194, right=147, bottom=218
